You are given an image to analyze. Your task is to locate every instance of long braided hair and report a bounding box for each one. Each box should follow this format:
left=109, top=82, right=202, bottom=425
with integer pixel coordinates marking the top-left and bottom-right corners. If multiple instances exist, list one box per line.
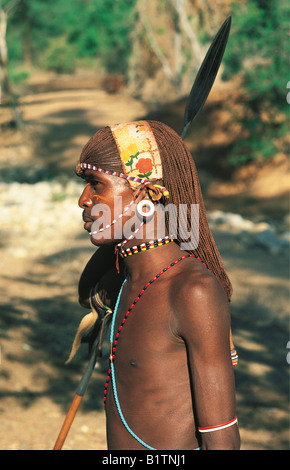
left=78, top=120, right=232, bottom=302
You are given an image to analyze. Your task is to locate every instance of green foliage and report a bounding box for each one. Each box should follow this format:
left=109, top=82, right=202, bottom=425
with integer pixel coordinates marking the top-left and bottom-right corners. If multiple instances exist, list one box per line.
left=8, top=65, right=30, bottom=82
left=223, top=0, right=289, bottom=166
left=40, top=35, right=77, bottom=73
left=7, top=0, right=137, bottom=74
left=4, top=0, right=287, bottom=167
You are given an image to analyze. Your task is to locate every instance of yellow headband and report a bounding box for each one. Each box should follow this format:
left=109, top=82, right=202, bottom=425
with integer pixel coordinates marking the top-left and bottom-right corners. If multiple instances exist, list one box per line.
left=110, top=121, right=163, bottom=183
left=77, top=121, right=168, bottom=197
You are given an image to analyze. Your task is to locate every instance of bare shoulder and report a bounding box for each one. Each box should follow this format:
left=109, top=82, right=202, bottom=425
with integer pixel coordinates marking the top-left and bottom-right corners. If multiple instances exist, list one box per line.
left=169, top=258, right=228, bottom=309
left=168, top=259, right=230, bottom=339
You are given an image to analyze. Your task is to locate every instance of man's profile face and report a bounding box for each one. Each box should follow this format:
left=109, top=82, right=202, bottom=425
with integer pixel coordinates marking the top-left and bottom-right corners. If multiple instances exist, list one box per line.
left=78, top=169, right=135, bottom=246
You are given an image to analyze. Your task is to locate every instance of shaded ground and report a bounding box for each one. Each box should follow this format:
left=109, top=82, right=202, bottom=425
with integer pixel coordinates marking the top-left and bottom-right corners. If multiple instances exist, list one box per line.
left=0, top=72, right=289, bottom=450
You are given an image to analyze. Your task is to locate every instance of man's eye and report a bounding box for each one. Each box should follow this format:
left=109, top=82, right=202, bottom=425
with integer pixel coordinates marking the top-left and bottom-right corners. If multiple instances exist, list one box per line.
left=89, top=181, right=100, bottom=189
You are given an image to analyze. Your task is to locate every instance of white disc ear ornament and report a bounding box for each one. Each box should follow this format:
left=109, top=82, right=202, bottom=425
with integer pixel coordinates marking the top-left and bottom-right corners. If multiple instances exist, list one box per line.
left=136, top=200, right=155, bottom=218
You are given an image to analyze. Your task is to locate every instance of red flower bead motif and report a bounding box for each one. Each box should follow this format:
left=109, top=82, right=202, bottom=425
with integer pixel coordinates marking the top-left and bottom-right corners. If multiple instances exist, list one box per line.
left=135, top=157, right=153, bottom=175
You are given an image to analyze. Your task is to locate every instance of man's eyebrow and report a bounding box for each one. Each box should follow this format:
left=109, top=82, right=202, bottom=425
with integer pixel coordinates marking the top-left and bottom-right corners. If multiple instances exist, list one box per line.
left=83, top=174, right=100, bottom=182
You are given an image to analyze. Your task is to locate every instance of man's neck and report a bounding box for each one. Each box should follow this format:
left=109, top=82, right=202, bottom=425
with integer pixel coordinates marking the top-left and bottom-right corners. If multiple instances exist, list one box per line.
left=121, top=237, right=183, bottom=284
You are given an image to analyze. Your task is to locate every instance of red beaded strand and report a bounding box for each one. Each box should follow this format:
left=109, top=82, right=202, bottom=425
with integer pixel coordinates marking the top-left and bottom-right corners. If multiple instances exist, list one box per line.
left=104, top=253, right=199, bottom=406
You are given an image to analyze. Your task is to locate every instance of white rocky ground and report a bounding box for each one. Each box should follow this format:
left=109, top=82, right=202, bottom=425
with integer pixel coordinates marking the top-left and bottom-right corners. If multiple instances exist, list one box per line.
left=1, top=180, right=288, bottom=259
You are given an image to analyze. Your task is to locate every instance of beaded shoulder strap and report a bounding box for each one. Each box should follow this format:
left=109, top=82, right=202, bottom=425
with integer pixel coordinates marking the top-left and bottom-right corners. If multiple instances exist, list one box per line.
left=91, top=283, right=113, bottom=313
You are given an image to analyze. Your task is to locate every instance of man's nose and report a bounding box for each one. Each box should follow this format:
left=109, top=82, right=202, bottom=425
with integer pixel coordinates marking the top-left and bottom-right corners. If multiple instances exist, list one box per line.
left=78, top=183, right=93, bottom=209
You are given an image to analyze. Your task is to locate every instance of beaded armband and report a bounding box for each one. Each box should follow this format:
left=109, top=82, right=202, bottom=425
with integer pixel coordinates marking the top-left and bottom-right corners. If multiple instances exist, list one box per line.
left=198, top=416, right=238, bottom=433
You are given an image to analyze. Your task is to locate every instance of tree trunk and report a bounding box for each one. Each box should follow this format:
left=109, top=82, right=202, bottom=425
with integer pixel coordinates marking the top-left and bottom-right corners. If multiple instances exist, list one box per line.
left=171, top=0, right=203, bottom=66
left=0, top=6, right=11, bottom=100
left=137, top=4, right=176, bottom=86
left=0, top=2, right=24, bottom=129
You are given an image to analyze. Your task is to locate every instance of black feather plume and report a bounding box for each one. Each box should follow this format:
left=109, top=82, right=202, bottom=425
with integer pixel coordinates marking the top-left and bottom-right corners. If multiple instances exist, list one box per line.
left=181, top=16, right=231, bottom=140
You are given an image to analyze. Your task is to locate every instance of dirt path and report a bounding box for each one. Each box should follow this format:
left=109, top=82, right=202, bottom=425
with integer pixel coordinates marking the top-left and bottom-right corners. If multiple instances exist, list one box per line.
left=0, top=74, right=288, bottom=450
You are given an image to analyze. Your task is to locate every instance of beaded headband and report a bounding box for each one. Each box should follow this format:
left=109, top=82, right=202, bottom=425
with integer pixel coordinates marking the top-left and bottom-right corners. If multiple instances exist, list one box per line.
left=110, top=121, right=163, bottom=182
left=76, top=121, right=165, bottom=189
left=78, top=162, right=148, bottom=184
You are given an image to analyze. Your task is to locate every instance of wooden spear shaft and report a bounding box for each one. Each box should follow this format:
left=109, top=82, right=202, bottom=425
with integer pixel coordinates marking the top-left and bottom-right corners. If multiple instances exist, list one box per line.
left=53, top=394, right=83, bottom=450
left=53, top=338, right=99, bottom=450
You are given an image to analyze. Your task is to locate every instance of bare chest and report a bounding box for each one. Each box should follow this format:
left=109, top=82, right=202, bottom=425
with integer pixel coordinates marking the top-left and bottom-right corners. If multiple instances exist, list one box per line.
left=110, top=281, right=186, bottom=381
left=104, top=279, right=198, bottom=449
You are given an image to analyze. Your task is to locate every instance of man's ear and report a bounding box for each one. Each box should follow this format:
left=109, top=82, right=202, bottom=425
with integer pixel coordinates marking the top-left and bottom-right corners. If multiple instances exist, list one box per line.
left=131, top=181, right=169, bottom=203
left=145, top=183, right=163, bottom=201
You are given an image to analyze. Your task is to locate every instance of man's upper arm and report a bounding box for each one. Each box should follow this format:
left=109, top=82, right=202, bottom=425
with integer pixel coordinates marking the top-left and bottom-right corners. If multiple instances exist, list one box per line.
left=173, top=273, right=240, bottom=449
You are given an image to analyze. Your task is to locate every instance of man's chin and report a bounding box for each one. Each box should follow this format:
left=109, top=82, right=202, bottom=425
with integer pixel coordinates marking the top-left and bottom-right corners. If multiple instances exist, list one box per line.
left=89, top=234, right=115, bottom=247
left=84, top=221, right=93, bottom=232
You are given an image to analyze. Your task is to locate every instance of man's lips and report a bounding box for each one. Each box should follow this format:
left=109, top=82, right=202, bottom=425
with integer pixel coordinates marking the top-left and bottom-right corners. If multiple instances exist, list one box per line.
left=82, top=213, right=94, bottom=231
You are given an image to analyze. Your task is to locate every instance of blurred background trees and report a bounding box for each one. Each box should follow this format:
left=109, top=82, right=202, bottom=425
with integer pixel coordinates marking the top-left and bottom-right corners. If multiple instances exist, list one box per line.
left=222, top=0, right=288, bottom=165
left=1, top=0, right=288, bottom=166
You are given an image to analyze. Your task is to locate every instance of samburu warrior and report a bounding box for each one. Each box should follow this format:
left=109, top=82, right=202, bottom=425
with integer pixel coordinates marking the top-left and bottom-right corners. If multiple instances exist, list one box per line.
left=55, top=17, right=240, bottom=451
left=74, top=119, right=240, bottom=450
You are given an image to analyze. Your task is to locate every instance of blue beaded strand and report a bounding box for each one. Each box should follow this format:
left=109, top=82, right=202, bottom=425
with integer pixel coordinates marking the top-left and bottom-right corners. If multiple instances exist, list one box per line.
left=109, top=278, right=156, bottom=449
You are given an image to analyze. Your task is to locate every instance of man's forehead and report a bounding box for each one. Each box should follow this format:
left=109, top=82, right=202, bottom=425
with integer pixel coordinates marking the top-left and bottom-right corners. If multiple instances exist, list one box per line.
left=82, top=169, right=107, bottom=179
left=82, top=169, right=98, bottom=178
left=82, top=168, right=128, bottom=185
